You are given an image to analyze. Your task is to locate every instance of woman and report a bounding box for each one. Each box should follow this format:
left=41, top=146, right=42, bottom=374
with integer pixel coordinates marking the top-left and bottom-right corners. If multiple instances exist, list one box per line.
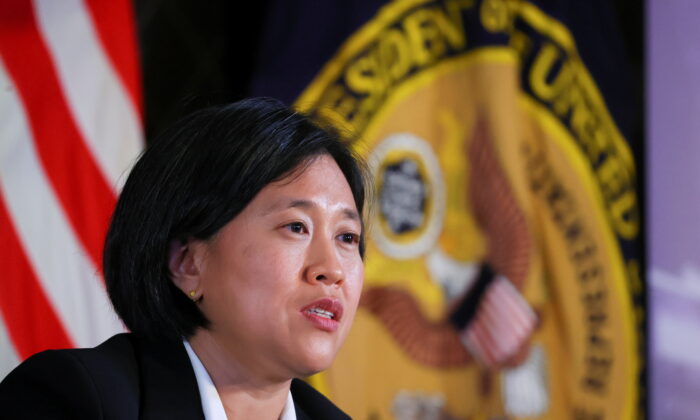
left=0, top=98, right=367, bottom=419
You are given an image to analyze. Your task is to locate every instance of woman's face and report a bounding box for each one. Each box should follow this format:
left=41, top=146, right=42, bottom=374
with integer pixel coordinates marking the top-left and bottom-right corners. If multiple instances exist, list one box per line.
left=190, top=154, right=364, bottom=380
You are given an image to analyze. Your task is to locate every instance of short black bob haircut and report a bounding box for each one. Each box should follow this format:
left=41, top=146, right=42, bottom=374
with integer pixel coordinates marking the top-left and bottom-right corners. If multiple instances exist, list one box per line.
left=104, top=97, right=368, bottom=341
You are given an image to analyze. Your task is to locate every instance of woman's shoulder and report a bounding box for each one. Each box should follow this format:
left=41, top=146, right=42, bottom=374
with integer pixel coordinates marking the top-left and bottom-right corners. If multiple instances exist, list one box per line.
left=0, top=333, right=140, bottom=419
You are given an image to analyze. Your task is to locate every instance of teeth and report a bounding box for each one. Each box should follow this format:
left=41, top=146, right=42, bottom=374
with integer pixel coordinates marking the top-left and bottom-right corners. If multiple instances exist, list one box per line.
left=308, top=308, right=334, bottom=319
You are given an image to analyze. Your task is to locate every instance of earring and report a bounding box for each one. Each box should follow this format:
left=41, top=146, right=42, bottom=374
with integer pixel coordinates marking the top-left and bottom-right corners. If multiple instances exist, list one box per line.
left=189, top=290, right=197, bottom=299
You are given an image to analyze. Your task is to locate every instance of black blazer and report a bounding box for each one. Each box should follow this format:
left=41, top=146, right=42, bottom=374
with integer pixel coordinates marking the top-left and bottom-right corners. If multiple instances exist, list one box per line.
left=0, top=333, right=350, bottom=419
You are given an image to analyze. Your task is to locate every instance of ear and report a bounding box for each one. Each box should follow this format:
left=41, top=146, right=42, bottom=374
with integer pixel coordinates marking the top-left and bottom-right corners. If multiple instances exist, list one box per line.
left=168, top=238, right=203, bottom=300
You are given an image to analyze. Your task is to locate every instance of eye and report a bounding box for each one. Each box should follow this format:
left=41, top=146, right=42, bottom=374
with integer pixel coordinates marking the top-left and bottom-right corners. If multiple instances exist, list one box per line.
left=338, top=232, right=360, bottom=245
left=285, top=222, right=307, bottom=234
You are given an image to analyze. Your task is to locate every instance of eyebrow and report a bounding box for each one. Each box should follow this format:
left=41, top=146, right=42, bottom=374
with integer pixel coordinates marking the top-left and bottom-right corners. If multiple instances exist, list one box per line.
left=263, top=198, right=360, bottom=221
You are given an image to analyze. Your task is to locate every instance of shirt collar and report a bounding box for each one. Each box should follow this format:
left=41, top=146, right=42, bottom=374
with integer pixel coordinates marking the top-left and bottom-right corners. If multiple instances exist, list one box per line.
left=183, top=340, right=296, bottom=420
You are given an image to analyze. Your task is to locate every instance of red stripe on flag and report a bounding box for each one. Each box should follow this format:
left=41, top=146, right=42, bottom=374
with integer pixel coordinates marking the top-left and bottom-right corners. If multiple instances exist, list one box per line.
left=0, top=0, right=117, bottom=274
left=0, top=192, right=74, bottom=359
left=84, top=0, right=143, bottom=119
left=470, top=312, right=499, bottom=365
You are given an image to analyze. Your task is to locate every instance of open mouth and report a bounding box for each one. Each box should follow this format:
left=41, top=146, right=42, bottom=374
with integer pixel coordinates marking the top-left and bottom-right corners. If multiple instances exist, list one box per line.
left=301, top=298, right=344, bottom=331
left=306, top=307, right=335, bottom=319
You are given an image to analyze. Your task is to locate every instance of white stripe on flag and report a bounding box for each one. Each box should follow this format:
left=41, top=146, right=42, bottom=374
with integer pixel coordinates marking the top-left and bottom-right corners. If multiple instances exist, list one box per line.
left=0, top=314, right=20, bottom=380
left=33, top=0, right=143, bottom=191
left=494, top=276, right=536, bottom=335
left=0, top=61, right=124, bottom=348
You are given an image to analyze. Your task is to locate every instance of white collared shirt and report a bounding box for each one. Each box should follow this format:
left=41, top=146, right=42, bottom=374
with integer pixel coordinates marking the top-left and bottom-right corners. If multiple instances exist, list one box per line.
left=183, top=341, right=297, bottom=420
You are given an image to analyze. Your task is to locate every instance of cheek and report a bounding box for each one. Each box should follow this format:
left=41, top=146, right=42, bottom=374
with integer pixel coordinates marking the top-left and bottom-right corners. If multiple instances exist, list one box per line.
left=236, top=242, right=306, bottom=294
left=344, top=261, right=365, bottom=308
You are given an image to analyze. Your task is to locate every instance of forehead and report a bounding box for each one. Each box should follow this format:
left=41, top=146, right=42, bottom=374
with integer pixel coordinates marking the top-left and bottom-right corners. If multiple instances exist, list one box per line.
left=253, top=155, right=359, bottom=215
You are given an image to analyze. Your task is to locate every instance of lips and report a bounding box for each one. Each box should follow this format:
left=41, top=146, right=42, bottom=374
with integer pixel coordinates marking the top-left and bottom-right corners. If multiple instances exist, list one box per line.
left=301, top=298, right=344, bottom=332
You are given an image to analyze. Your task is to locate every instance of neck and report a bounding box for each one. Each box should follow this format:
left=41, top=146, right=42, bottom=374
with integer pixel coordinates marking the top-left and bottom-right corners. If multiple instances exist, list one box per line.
left=188, top=330, right=292, bottom=420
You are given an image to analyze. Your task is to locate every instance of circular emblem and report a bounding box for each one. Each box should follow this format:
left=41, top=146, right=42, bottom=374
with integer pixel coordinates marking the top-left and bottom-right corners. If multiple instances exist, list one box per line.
left=369, top=133, right=445, bottom=259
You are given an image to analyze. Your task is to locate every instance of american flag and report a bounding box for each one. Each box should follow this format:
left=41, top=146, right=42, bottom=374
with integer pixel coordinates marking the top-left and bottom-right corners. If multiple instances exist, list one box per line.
left=0, top=0, right=143, bottom=377
left=460, top=275, right=538, bottom=368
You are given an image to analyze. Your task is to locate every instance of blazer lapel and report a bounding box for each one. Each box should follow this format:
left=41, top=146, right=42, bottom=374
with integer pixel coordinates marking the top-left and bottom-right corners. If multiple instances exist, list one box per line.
left=291, top=379, right=351, bottom=420
left=134, top=336, right=205, bottom=420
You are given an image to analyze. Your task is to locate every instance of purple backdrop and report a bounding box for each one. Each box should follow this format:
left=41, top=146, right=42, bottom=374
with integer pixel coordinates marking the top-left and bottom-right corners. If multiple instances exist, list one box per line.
left=649, top=0, right=700, bottom=418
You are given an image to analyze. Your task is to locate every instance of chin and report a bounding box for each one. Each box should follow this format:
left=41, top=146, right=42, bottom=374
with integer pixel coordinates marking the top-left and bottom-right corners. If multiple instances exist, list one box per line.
left=294, top=342, right=338, bottom=376
left=296, top=363, right=330, bottom=378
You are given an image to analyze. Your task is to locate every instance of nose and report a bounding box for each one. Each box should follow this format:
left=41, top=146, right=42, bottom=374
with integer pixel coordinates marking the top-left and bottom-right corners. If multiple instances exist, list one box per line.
left=305, top=235, right=344, bottom=286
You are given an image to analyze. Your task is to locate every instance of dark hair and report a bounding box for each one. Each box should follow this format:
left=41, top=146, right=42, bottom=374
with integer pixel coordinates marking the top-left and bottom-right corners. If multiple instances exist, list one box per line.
left=104, top=97, right=368, bottom=341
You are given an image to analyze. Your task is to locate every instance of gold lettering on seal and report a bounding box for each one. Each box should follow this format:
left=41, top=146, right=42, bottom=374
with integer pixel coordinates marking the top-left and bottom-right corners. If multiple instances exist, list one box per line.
left=524, top=38, right=639, bottom=240
left=378, top=28, right=412, bottom=82
left=523, top=143, right=612, bottom=396
left=315, top=0, right=474, bottom=135
left=530, top=42, right=573, bottom=102
left=480, top=0, right=514, bottom=32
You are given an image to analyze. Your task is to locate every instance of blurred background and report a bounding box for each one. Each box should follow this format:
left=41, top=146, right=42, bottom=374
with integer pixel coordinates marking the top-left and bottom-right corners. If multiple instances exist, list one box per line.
left=0, top=0, right=693, bottom=418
